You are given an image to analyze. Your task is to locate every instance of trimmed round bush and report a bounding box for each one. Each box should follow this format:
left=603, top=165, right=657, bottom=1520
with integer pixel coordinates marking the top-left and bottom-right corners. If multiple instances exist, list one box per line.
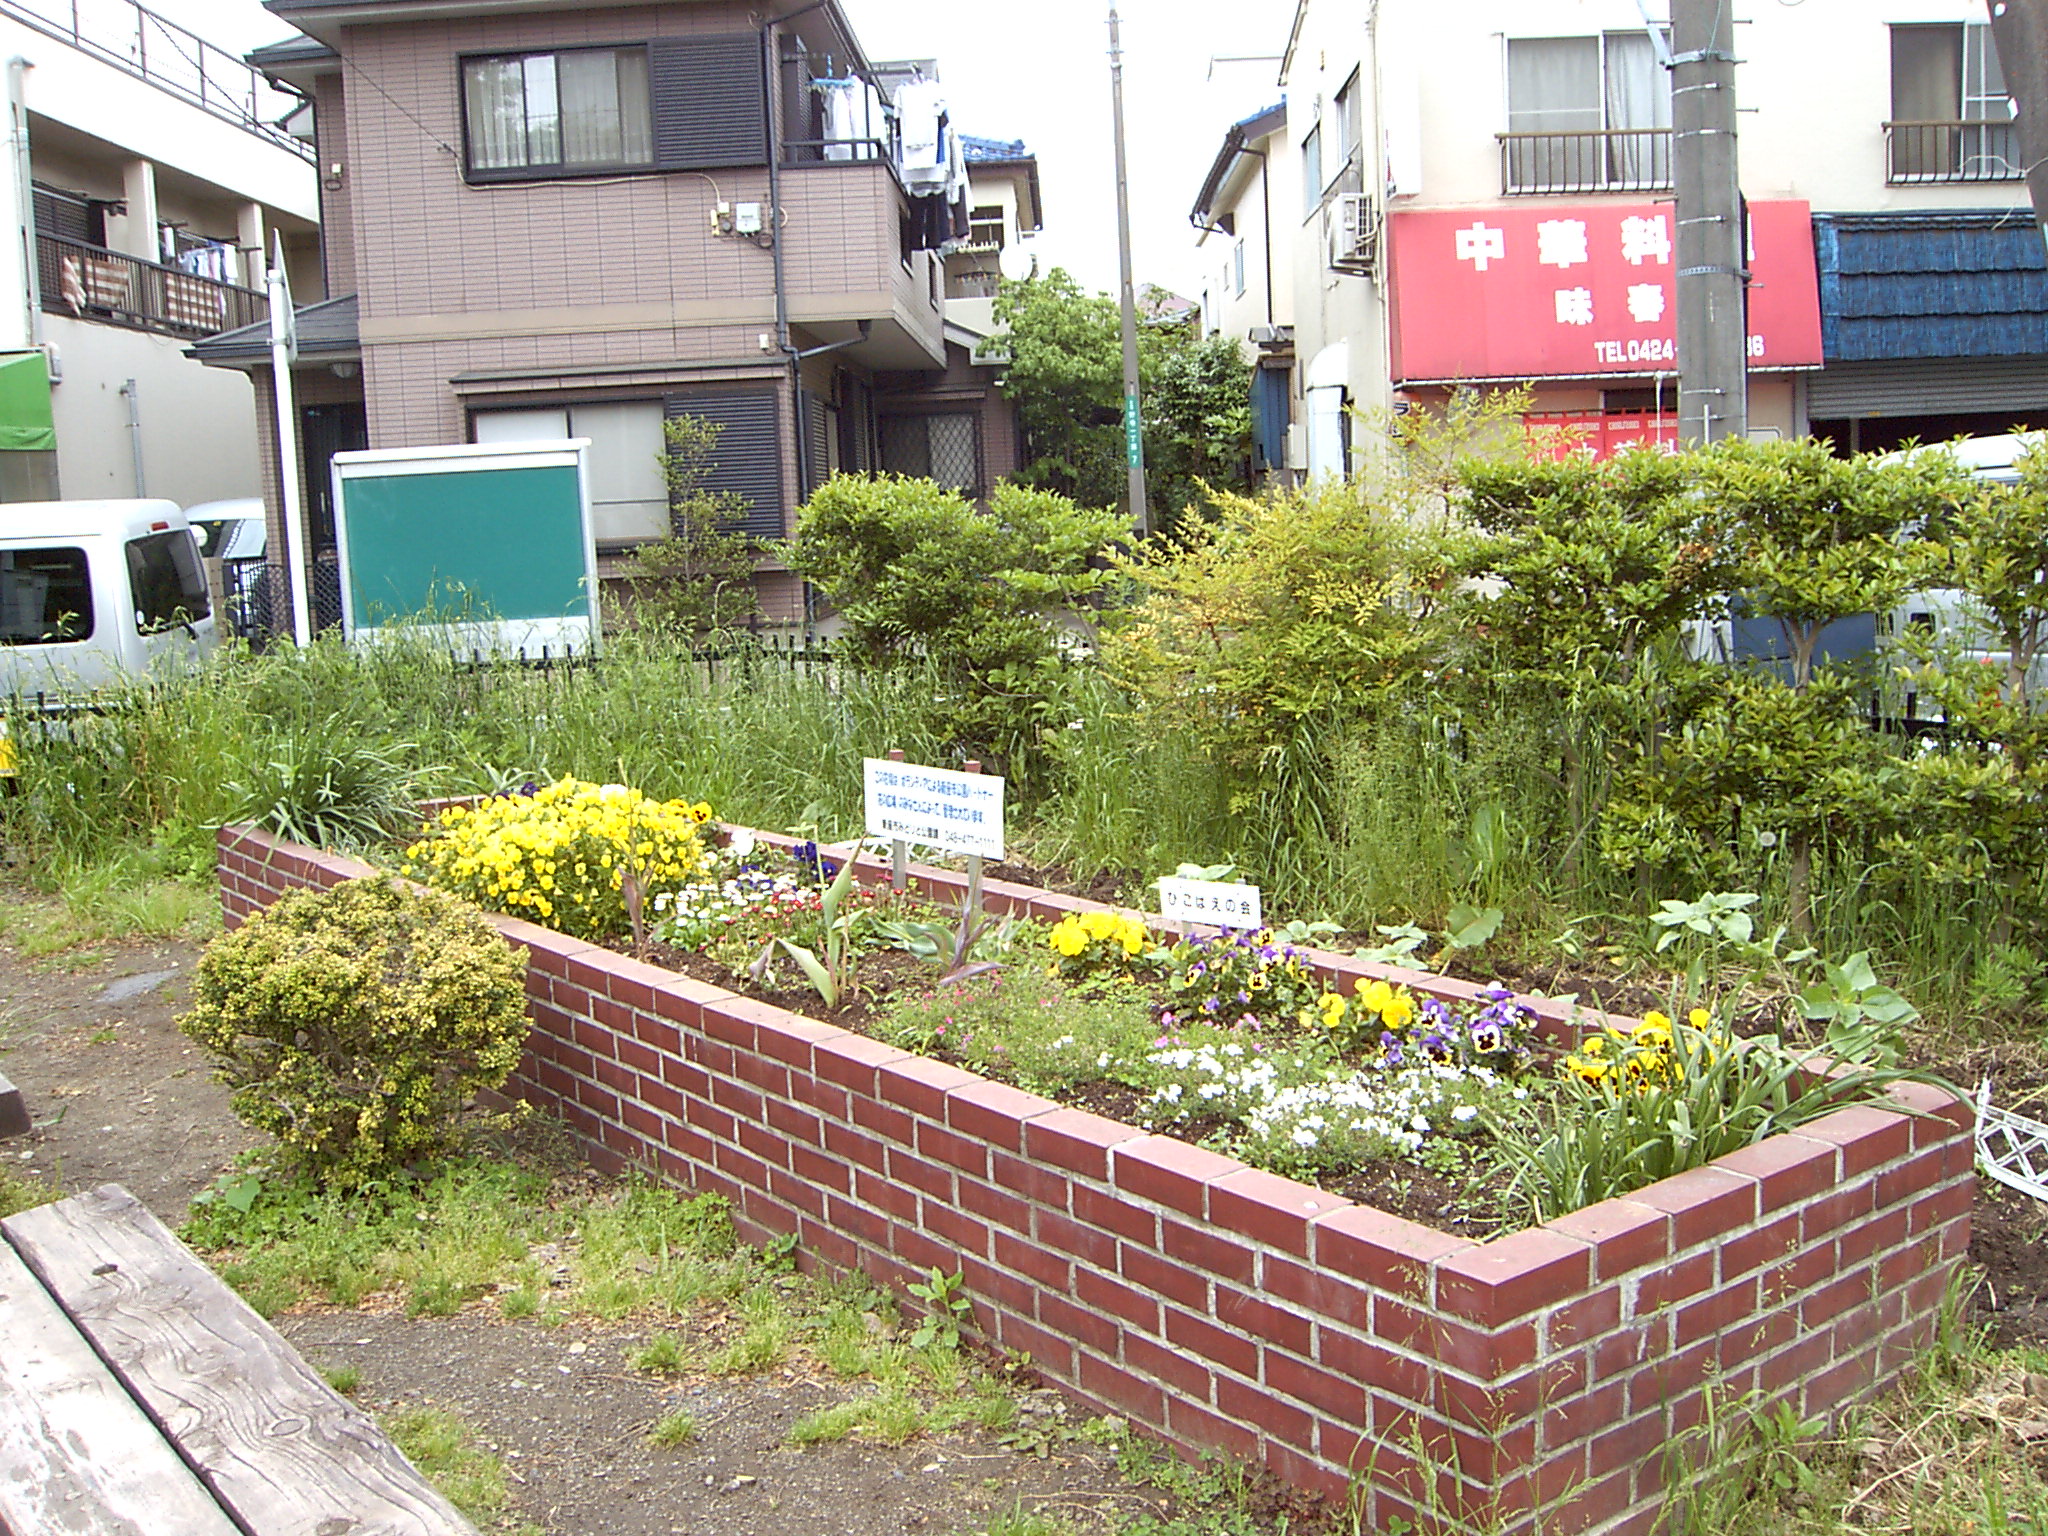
left=180, top=875, right=529, bottom=1187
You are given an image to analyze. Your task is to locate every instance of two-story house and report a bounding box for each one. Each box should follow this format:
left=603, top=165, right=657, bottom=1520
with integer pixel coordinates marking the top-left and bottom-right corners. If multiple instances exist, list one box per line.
left=1190, top=102, right=1294, bottom=479
left=193, top=0, right=1032, bottom=633
left=0, top=0, right=318, bottom=504
left=1206, top=0, right=2047, bottom=471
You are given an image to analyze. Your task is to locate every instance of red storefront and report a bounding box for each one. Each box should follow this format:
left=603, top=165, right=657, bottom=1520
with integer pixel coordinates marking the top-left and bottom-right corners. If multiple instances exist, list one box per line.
left=1388, top=199, right=1823, bottom=458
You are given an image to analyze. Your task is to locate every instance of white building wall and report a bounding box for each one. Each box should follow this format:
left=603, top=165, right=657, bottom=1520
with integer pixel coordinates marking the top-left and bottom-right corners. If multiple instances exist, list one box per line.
left=46, top=316, right=261, bottom=504
left=0, top=7, right=317, bottom=505
left=1245, top=0, right=2034, bottom=469
left=0, top=13, right=317, bottom=222
left=1390, top=0, right=2027, bottom=216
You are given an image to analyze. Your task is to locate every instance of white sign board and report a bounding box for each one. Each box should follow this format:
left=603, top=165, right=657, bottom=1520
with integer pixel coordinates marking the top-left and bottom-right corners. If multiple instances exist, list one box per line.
left=863, top=758, right=1005, bottom=860
left=1157, top=876, right=1264, bottom=930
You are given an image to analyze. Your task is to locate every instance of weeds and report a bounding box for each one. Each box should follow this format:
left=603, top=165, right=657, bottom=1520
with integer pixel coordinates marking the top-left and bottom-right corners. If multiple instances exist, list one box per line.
left=384, top=1404, right=537, bottom=1533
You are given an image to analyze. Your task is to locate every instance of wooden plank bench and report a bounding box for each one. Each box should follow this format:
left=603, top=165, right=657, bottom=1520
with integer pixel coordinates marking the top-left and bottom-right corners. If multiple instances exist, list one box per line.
left=0, top=1183, right=479, bottom=1536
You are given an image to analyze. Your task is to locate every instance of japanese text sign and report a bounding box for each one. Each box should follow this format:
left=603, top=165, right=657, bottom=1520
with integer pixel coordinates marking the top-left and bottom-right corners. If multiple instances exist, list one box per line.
left=863, top=758, right=1005, bottom=861
left=1389, top=199, right=1822, bottom=383
left=1157, top=876, right=1264, bottom=930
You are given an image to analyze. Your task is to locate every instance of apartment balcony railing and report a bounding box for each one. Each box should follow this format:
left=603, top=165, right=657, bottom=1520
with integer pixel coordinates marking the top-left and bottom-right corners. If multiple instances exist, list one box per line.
left=1499, top=128, right=1673, bottom=195
left=37, top=232, right=267, bottom=339
left=0, top=0, right=313, bottom=161
left=1885, top=119, right=2023, bottom=184
left=947, top=269, right=1000, bottom=299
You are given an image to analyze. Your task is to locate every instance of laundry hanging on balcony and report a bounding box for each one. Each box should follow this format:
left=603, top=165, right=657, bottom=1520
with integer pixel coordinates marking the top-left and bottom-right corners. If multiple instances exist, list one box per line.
left=815, top=76, right=886, bottom=162
left=891, top=76, right=970, bottom=253
left=174, top=240, right=233, bottom=284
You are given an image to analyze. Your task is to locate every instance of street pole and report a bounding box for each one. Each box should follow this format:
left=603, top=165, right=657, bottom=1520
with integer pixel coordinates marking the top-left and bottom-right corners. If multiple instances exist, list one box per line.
left=1108, top=2, right=1150, bottom=535
left=1985, top=0, right=2048, bottom=255
left=1670, top=0, right=1747, bottom=443
left=267, top=232, right=311, bottom=647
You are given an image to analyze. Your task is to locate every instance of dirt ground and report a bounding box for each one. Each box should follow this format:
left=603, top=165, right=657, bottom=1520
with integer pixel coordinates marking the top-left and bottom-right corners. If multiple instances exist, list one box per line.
left=5, top=917, right=2048, bottom=1535
left=0, top=923, right=1161, bottom=1536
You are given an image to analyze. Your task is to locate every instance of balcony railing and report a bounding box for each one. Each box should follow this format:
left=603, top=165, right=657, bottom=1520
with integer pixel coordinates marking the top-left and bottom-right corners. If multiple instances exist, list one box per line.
left=947, top=270, right=1000, bottom=299
left=1499, top=128, right=1673, bottom=195
left=37, top=232, right=267, bottom=339
left=0, top=0, right=313, bottom=161
left=1885, top=119, right=2022, bottom=184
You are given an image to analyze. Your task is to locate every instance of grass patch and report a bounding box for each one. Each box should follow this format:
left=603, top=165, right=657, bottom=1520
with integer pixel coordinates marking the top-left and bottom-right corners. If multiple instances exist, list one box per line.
left=645, top=1409, right=698, bottom=1448
left=0, top=1166, right=56, bottom=1220
left=384, top=1404, right=538, bottom=1533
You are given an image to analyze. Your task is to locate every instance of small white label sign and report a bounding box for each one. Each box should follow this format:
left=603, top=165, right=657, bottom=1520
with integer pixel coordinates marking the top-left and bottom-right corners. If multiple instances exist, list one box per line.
left=863, top=758, right=1005, bottom=860
left=1157, top=876, right=1263, bottom=930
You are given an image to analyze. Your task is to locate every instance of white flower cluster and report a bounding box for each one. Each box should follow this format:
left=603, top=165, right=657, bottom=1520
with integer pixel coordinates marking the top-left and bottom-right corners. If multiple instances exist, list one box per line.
left=1143, top=1040, right=1306, bottom=1124
left=651, top=868, right=812, bottom=941
left=1242, top=1062, right=1518, bottom=1162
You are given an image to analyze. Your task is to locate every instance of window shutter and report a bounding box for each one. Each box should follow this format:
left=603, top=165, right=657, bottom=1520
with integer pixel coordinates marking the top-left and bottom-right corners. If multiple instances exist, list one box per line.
left=667, top=387, right=784, bottom=538
left=650, top=36, right=769, bottom=169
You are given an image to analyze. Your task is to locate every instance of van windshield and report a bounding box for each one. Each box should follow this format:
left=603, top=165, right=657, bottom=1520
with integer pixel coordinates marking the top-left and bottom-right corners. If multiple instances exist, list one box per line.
left=126, top=531, right=210, bottom=633
left=0, top=546, right=94, bottom=644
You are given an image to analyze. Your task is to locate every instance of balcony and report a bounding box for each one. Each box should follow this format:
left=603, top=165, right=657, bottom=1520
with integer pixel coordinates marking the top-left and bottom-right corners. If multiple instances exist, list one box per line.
left=1885, top=119, right=2023, bottom=184
left=37, top=233, right=267, bottom=339
left=0, top=0, right=312, bottom=161
left=1499, top=129, right=1672, bottom=195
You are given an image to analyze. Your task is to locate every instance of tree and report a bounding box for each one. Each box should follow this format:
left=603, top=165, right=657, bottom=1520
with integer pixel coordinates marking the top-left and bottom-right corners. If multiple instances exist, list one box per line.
left=993, top=268, right=1254, bottom=526
left=786, top=474, right=1128, bottom=776
left=616, top=415, right=760, bottom=635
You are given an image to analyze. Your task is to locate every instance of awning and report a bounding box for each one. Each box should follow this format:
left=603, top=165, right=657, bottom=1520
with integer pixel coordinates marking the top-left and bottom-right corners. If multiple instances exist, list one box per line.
left=1812, top=210, right=2048, bottom=362
left=0, top=351, right=55, bottom=452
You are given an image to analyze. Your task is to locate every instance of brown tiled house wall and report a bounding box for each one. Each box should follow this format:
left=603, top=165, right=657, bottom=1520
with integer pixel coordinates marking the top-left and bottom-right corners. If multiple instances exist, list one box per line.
left=335, top=10, right=940, bottom=465
left=216, top=825, right=1972, bottom=1536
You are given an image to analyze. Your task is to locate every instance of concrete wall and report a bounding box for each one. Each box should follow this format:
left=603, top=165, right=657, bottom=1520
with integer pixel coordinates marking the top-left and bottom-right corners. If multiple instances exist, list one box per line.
left=47, top=315, right=260, bottom=505
left=219, top=821, right=1974, bottom=1536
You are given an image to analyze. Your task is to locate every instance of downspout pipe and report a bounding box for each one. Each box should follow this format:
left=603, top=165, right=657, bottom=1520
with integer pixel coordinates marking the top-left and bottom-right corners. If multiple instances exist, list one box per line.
left=762, top=0, right=855, bottom=636
left=9, top=56, right=39, bottom=349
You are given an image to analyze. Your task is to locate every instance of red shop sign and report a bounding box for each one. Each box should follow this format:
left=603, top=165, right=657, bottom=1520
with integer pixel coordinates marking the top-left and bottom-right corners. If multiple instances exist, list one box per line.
left=1388, top=199, right=1822, bottom=384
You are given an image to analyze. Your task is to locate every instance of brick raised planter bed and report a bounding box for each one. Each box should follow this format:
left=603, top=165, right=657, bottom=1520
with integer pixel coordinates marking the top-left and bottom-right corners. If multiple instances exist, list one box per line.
left=215, top=823, right=1972, bottom=1536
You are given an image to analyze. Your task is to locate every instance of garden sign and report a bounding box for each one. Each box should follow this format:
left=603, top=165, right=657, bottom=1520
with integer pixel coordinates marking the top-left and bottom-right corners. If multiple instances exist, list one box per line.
left=862, top=758, right=1005, bottom=860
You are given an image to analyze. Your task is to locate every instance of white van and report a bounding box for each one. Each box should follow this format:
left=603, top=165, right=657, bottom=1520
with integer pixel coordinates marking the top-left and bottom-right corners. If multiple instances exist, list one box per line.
left=1882, top=432, right=2045, bottom=724
left=0, top=499, right=218, bottom=699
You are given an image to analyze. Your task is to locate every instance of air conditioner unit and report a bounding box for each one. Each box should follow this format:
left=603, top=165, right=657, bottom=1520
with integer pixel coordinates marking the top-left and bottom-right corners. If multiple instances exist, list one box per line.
left=1327, top=192, right=1380, bottom=275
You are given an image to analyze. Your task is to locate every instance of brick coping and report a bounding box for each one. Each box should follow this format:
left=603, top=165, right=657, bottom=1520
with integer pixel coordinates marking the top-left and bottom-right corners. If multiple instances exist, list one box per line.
left=215, top=821, right=1974, bottom=1536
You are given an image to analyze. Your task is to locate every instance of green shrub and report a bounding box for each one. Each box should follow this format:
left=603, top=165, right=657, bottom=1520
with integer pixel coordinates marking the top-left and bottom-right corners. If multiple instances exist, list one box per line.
left=877, top=972, right=1156, bottom=1095
left=180, top=876, right=529, bottom=1187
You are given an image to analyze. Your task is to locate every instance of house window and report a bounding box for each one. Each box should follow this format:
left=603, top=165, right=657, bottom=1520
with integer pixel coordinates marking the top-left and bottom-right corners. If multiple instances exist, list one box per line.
left=461, top=36, right=769, bottom=181
left=1233, top=239, right=1246, bottom=298
left=1300, top=125, right=1323, bottom=215
left=1332, top=70, right=1361, bottom=181
left=879, top=414, right=981, bottom=498
left=463, top=48, right=653, bottom=174
left=1503, top=33, right=1670, bottom=193
left=0, top=546, right=92, bottom=642
left=968, top=204, right=1005, bottom=249
left=473, top=401, right=668, bottom=546
left=1889, top=23, right=2015, bottom=183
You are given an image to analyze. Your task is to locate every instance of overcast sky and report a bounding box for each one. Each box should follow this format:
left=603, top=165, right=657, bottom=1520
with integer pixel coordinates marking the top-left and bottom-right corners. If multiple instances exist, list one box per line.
left=153, top=0, right=1294, bottom=302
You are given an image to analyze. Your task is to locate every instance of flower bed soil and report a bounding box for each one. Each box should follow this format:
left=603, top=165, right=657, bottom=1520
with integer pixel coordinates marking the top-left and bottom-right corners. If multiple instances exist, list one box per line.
left=216, top=823, right=1975, bottom=1536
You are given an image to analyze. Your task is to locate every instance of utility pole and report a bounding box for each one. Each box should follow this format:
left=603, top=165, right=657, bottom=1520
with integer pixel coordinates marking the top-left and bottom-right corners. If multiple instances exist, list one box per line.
left=1670, top=0, right=1747, bottom=443
left=1108, top=2, right=1150, bottom=535
left=1985, top=0, right=2048, bottom=253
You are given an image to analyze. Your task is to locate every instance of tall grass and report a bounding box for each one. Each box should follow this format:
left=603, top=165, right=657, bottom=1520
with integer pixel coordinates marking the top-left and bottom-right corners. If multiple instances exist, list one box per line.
left=0, top=629, right=2027, bottom=1024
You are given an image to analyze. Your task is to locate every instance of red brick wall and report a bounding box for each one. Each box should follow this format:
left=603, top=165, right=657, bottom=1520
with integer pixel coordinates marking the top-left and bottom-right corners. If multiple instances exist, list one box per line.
left=216, top=825, right=1973, bottom=1536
